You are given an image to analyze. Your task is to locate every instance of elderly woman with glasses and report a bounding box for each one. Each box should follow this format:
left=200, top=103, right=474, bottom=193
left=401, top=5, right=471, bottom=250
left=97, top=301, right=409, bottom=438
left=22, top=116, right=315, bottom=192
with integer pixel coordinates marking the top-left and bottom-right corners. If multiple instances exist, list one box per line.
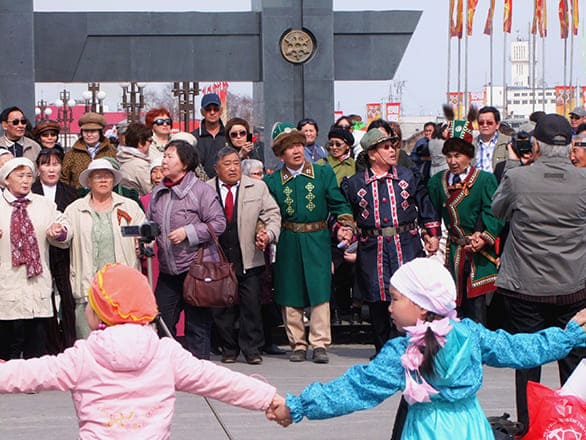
left=145, top=107, right=173, bottom=155
left=0, top=157, right=71, bottom=360
left=225, top=117, right=263, bottom=162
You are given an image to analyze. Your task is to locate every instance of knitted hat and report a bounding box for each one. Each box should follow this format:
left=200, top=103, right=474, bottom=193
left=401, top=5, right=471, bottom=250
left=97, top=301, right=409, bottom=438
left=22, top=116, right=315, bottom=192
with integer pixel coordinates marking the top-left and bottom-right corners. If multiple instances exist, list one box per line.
left=360, top=128, right=393, bottom=152
left=88, top=263, right=158, bottom=326
left=271, top=122, right=306, bottom=156
left=33, top=120, right=60, bottom=137
left=327, top=127, right=355, bottom=148
left=78, top=112, right=106, bottom=130
left=390, top=258, right=457, bottom=318
left=0, top=157, right=36, bottom=183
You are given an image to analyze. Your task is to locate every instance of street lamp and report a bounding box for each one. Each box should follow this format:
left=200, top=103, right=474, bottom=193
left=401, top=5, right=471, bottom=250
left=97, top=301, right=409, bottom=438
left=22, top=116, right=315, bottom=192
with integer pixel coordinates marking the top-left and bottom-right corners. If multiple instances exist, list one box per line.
left=172, top=81, right=199, bottom=132
left=56, top=89, right=76, bottom=149
left=35, top=99, right=53, bottom=124
left=120, top=82, right=145, bottom=123
left=83, top=82, right=106, bottom=114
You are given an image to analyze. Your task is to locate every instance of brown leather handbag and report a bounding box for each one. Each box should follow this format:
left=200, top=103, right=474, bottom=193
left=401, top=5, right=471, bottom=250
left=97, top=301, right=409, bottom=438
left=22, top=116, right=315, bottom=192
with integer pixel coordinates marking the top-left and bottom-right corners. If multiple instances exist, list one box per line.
left=183, top=225, right=239, bottom=308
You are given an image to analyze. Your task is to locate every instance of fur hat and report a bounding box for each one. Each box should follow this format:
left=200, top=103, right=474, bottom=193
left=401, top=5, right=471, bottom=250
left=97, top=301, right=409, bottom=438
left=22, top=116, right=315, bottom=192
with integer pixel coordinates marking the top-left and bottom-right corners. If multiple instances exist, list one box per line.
left=271, top=122, right=306, bottom=156
left=78, top=112, right=106, bottom=130
left=327, top=127, right=355, bottom=148
left=88, top=263, right=158, bottom=326
left=33, top=120, right=60, bottom=137
left=442, top=105, right=476, bottom=158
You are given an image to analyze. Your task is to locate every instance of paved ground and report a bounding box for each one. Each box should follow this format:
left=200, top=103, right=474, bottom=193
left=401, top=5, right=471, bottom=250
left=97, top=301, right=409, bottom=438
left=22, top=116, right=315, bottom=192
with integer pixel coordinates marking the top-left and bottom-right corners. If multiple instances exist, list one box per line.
left=0, top=344, right=562, bottom=440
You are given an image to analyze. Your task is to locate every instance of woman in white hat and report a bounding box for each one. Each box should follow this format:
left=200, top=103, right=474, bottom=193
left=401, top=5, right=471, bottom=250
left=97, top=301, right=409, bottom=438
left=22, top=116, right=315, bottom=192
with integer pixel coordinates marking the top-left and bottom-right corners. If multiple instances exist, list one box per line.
left=63, top=158, right=145, bottom=339
left=0, top=157, right=71, bottom=360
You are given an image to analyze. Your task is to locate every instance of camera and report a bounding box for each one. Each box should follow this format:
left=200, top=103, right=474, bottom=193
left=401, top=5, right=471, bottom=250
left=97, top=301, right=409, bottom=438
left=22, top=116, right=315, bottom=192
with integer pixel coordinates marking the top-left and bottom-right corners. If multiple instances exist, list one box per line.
left=121, top=221, right=160, bottom=243
left=511, top=130, right=533, bottom=158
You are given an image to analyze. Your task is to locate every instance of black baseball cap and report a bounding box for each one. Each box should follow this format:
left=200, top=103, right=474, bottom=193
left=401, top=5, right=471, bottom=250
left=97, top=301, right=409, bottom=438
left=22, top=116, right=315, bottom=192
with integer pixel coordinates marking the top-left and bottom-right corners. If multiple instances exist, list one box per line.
left=533, top=113, right=572, bottom=146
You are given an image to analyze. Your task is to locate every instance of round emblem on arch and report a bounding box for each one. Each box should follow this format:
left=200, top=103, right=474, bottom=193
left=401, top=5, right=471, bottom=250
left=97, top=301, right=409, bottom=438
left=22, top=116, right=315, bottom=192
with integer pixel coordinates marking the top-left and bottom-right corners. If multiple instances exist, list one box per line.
left=280, top=29, right=316, bottom=64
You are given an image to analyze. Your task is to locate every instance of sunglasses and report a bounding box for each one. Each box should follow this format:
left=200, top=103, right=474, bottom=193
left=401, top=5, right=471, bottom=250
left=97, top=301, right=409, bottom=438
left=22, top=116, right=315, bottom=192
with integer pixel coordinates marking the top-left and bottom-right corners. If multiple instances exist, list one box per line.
left=230, top=130, right=247, bottom=138
left=337, top=124, right=351, bottom=129
left=478, top=120, right=495, bottom=126
left=570, top=115, right=582, bottom=120
left=40, top=131, right=58, bottom=137
left=8, top=118, right=27, bottom=126
left=328, top=140, right=346, bottom=148
left=153, top=118, right=172, bottom=126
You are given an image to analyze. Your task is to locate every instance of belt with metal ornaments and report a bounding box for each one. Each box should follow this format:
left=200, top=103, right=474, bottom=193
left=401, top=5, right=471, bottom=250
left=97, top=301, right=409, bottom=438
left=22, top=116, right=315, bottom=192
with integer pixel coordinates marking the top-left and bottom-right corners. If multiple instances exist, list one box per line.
left=449, top=235, right=471, bottom=246
left=359, top=223, right=417, bottom=237
left=282, top=220, right=328, bottom=233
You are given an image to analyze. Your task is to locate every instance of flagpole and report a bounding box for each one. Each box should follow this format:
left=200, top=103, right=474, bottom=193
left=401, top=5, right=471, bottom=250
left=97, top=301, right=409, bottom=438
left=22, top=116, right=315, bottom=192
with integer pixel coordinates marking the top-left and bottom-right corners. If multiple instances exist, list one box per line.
left=503, top=31, right=507, bottom=118
left=490, top=31, right=494, bottom=105
left=569, top=30, right=574, bottom=108
left=457, top=38, right=462, bottom=118
left=542, top=36, right=546, bottom=111
left=532, top=24, right=537, bottom=114
left=464, top=0, right=469, bottom=111
left=447, top=0, right=452, bottom=103
left=563, top=38, right=568, bottom=116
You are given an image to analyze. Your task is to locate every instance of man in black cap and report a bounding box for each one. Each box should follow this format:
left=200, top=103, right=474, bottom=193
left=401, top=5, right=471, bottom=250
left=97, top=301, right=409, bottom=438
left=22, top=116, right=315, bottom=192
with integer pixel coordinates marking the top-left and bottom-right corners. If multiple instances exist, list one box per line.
left=492, top=113, right=586, bottom=434
left=192, top=93, right=226, bottom=178
left=569, top=106, right=586, bottom=135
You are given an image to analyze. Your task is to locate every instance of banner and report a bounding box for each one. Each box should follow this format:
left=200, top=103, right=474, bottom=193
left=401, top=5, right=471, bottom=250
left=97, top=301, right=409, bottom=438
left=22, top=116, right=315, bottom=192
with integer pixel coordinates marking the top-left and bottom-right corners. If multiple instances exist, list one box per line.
left=555, top=86, right=575, bottom=115
left=503, top=0, right=513, bottom=33
left=469, top=91, right=486, bottom=109
left=572, top=0, right=579, bottom=35
left=543, top=0, right=549, bottom=37
left=449, top=0, right=457, bottom=37
left=455, top=0, right=464, bottom=38
left=484, top=0, right=496, bottom=35
left=448, top=92, right=465, bottom=119
left=467, top=0, right=479, bottom=36
left=366, top=103, right=382, bottom=127
left=385, top=102, right=401, bottom=123
left=581, top=87, right=586, bottom=108
left=559, top=0, right=569, bottom=38
left=532, top=0, right=548, bottom=37
left=334, top=110, right=343, bottom=122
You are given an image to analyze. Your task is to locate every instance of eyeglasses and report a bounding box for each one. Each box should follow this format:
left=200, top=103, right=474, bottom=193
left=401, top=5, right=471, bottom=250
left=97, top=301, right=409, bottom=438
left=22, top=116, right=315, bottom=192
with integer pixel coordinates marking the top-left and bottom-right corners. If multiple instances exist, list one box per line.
left=337, top=124, right=351, bottom=129
left=153, top=118, right=172, bottom=126
left=249, top=171, right=264, bottom=177
left=378, top=141, right=396, bottom=150
left=478, top=120, right=495, bottom=126
left=230, top=130, right=247, bottom=138
left=8, top=118, right=27, bottom=126
left=40, top=131, right=58, bottom=137
left=570, top=115, right=582, bottom=120
left=204, top=105, right=221, bottom=113
left=328, top=140, right=346, bottom=148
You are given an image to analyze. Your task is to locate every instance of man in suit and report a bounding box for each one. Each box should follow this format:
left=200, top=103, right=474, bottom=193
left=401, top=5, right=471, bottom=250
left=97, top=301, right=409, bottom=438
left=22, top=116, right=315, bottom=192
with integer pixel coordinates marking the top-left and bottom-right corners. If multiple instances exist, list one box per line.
left=207, top=146, right=281, bottom=365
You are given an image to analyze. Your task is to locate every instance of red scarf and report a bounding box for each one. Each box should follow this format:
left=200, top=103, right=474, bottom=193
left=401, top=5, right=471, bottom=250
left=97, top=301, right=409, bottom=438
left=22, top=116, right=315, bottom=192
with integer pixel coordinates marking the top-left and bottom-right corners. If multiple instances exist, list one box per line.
left=163, top=173, right=186, bottom=188
left=10, top=198, right=43, bottom=278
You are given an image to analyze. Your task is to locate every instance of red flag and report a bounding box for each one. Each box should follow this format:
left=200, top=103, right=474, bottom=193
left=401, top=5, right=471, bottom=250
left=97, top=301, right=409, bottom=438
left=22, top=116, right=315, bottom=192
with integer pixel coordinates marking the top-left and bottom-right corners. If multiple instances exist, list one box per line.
left=484, top=0, right=496, bottom=35
left=571, top=0, right=579, bottom=36
left=455, top=0, right=464, bottom=38
left=543, top=0, right=548, bottom=37
left=449, top=0, right=457, bottom=37
left=532, top=0, right=547, bottom=37
left=467, top=0, right=479, bottom=36
left=559, top=0, right=569, bottom=38
left=503, top=0, right=513, bottom=33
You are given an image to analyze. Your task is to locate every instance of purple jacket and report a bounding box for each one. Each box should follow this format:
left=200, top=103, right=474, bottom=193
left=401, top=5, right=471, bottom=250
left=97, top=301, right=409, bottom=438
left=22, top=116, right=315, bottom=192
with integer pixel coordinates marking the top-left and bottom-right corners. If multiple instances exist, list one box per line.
left=147, top=172, right=226, bottom=275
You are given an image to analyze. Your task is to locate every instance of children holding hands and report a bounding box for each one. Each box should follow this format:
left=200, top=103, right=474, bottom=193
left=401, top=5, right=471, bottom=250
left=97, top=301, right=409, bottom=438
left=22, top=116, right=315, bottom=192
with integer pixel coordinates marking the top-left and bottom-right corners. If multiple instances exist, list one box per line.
left=0, top=263, right=285, bottom=439
left=266, top=258, right=586, bottom=439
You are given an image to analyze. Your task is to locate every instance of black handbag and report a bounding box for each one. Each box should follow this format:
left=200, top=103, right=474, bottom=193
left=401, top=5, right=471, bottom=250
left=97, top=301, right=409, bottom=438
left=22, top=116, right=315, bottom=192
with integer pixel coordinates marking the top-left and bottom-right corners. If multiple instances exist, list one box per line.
left=183, top=225, right=238, bottom=308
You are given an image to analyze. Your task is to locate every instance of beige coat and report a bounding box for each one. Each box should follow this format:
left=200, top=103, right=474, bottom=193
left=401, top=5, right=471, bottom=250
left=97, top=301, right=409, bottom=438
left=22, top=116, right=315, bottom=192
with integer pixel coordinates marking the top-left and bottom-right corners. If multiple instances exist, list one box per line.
left=0, top=190, right=71, bottom=319
left=117, top=146, right=153, bottom=196
left=64, top=192, right=145, bottom=302
left=207, top=174, right=281, bottom=270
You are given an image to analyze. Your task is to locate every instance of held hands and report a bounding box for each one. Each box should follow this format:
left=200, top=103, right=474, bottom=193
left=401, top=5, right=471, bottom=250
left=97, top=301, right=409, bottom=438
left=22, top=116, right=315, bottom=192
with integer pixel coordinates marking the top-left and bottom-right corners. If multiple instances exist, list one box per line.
left=266, top=393, right=292, bottom=427
left=463, top=232, right=486, bottom=253
left=423, top=235, right=439, bottom=255
left=570, top=309, right=586, bottom=329
left=168, top=227, right=187, bottom=245
left=255, top=229, right=270, bottom=251
left=46, top=223, right=66, bottom=239
left=336, top=226, right=353, bottom=245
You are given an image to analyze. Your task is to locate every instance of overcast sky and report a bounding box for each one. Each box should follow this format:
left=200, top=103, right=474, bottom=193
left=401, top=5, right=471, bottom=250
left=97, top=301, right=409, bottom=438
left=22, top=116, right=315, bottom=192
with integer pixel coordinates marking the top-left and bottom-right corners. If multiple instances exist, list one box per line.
left=34, top=0, right=585, bottom=118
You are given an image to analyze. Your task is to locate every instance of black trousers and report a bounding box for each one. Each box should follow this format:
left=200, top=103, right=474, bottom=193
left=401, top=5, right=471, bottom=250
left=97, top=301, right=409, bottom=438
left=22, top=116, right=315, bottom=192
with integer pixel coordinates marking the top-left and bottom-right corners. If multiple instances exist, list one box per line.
left=368, top=300, right=400, bottom=353
left=0, top=318, right=49, bottom=360
left=502, top=293, right=586, bottom=433
left=213, top=266, right=265, bottom=357
left=155, top=271, right=212, bottom=360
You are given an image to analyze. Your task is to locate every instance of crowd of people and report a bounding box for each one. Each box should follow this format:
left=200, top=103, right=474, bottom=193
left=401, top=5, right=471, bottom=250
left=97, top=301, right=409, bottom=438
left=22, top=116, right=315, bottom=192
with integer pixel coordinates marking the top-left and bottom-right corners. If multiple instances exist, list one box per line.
left=0, top=95, right=584, bottom=438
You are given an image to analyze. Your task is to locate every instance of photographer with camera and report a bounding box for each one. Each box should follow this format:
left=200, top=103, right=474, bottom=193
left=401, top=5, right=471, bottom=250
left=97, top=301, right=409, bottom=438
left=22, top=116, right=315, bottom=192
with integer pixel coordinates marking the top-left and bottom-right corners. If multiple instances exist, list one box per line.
left=492, top=114, right=586, bottom=434
left=493, top=126, right=537, bottom=184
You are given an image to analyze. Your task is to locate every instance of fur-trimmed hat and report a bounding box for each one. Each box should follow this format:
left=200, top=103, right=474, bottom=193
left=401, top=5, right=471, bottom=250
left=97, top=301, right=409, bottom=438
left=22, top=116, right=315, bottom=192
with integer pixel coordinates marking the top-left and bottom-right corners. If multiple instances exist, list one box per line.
left=33, top=120, right=60, bottom=137
left=271, top=122, right=306, bottom=156
left=441, top=105, right=476, bottom=158
left=78, top=112, right=106, bottom=130
left=88, top=263, right=158, bottom=326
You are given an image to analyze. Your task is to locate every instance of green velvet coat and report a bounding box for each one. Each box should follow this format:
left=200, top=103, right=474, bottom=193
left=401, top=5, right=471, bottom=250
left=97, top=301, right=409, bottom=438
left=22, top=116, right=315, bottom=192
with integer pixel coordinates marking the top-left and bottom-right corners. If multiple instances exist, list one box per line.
left=427, top=167, right=504, bottom=301
left=264, top=161, right=353, bottom=307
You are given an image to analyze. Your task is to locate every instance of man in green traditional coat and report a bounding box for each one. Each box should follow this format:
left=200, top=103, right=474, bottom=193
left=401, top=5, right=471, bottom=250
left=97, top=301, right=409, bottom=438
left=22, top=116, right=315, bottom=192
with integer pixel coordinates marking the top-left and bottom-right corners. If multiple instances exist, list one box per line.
left=427, top=116, right=504, bottom=326
left=264, top=123, right=354, bottom=364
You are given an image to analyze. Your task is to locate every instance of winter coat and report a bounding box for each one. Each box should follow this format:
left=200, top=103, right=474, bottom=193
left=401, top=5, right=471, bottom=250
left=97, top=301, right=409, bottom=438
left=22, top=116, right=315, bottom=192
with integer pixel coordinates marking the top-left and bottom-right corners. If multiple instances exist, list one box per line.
left=0, top=324, right=276, bottom=439
left=117, top=146, right=152, bottom=196
left=60, top=138, right=117, bottom=189
left=0, top=135, right=41, bottom=162
left=64, top=192, right=145, bottom=302
left=0, top=190, right=71, bottom=319
left=147, top=171, right=226, bottom=275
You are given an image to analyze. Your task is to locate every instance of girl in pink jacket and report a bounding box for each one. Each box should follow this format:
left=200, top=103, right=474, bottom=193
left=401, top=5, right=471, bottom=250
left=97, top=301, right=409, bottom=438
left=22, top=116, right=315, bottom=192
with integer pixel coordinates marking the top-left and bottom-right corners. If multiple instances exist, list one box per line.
left=0, top=263, right=281, bottom=439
